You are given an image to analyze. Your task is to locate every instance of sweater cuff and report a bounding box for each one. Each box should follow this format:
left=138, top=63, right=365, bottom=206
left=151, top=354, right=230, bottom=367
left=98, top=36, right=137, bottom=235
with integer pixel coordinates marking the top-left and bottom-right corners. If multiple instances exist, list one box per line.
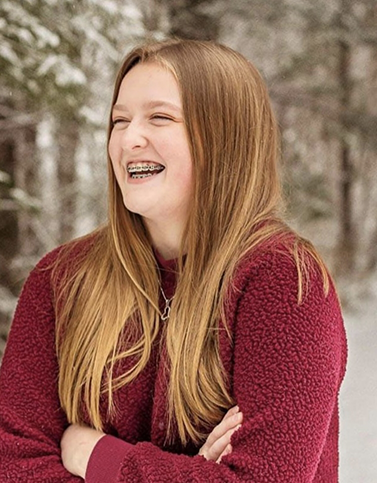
left=85, top=434, right=132, bottom=483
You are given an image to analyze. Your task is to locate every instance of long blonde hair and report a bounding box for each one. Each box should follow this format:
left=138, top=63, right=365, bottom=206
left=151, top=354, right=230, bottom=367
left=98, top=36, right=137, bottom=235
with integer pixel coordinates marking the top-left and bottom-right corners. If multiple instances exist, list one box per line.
left=54, top=39, right=328, bottom=445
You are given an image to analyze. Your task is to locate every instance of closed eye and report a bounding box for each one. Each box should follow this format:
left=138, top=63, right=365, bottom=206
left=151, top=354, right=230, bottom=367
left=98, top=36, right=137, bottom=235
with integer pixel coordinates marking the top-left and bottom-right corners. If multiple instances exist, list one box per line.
left=112, top=118, right=130, bottom=127
left=150, top=114, right=174, bottom=123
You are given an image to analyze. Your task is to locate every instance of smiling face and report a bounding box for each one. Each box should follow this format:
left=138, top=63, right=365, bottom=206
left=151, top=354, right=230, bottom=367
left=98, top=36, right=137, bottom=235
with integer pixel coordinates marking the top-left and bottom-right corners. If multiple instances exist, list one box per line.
left=108, top=62, right=193, bottom=238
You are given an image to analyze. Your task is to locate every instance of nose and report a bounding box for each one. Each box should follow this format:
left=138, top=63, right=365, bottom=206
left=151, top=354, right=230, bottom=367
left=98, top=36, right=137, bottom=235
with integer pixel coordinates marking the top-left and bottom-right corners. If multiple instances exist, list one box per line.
left=120, top=120, right=148, bottom=152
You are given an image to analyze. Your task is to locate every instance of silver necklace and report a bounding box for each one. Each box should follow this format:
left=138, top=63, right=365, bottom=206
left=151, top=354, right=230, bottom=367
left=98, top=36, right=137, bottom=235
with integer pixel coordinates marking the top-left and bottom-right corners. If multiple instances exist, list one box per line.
left=159, top=285, right=174, bottom=321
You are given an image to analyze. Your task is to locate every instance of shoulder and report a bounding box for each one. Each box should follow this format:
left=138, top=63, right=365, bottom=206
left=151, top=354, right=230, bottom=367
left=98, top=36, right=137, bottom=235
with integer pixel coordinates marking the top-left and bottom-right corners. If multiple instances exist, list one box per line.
left=2, top=231, right=104, bottom=369
left=228, top=232, right=342, bottom=325
left=36, top=229, right=102, bottom=271
left=22, top=230, right=103, bottom=300
left=228, top=234, right=347, bottom=388
left=226, top=235, right=345, bottom=365
left=230, top=234, right=301, bottom=293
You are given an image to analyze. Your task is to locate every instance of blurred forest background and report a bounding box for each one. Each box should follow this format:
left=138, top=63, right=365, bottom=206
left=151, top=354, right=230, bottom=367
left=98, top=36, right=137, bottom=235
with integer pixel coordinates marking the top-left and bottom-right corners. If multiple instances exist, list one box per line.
left=0, top=0, right=376, bottom=481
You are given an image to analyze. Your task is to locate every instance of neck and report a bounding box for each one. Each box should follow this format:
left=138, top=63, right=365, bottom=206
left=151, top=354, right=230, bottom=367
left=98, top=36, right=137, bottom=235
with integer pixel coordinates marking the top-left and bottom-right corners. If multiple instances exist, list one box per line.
left=143, top=217, right=185, bottom=260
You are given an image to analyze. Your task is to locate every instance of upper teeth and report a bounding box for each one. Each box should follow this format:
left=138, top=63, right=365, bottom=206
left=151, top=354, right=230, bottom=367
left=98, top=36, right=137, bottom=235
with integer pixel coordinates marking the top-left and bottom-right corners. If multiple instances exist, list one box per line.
left=127, top=164, right=164, bottom=173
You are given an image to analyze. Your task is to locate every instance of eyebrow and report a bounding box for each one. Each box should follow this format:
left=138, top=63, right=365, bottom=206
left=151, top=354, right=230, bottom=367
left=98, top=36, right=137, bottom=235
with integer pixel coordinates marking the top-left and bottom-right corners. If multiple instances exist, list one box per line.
left=112, top=101, right=182, bottom=114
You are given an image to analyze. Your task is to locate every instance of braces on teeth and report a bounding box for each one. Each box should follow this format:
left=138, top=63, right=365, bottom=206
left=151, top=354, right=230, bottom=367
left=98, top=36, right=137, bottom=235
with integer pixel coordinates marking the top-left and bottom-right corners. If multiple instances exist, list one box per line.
left=128, top=165, right=164, bottom=173
left=132, top=173, right=154, bottom=179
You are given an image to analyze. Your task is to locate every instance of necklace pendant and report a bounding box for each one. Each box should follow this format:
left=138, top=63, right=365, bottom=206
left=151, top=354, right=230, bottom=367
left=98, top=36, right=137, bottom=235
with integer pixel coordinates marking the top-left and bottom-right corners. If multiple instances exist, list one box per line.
left=159, top=284, right=174, bottom=321
left=161, top=303, right=171, bottom=321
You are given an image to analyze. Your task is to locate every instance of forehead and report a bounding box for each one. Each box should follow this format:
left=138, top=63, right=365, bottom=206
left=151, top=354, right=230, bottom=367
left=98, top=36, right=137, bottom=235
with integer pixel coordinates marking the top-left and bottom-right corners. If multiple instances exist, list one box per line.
left=115, top=62, right=182, bottom=109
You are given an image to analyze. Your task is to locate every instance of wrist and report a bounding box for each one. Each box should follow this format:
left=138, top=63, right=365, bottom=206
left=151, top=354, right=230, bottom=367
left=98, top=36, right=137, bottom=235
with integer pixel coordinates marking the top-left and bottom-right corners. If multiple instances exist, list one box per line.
left=61, top=424, right=105, bottom=479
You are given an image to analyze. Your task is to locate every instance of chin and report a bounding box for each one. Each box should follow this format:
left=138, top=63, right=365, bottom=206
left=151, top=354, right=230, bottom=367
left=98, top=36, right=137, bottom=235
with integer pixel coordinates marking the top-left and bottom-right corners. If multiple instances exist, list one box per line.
left=122, top=199, right=153, bottom=220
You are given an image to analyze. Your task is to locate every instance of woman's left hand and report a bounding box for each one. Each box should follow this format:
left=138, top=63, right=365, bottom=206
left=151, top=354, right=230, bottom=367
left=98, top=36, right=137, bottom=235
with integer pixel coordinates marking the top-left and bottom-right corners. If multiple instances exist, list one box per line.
left=199, top=406, right=242, bottom=463
left=60, top=424, right=105, bottom=478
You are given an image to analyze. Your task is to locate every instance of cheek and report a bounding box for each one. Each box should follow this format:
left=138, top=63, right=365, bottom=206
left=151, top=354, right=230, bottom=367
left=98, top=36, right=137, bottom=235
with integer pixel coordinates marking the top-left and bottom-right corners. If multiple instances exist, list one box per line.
left=108, top=133, right=118, bottom=163
left=176, top=161, right=193, bottom=196
left=181, top=148, right=193, bottom=187
left=170, top=138, right=193, bottom=176
left=108, top=136, right=123, bottom=178
left=108, top=155, right=123, bottom=189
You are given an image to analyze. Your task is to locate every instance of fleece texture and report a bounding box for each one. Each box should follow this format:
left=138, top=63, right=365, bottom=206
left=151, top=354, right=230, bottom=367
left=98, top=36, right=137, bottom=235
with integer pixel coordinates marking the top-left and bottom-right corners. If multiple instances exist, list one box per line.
left=0, top=237, right=347, bottom=482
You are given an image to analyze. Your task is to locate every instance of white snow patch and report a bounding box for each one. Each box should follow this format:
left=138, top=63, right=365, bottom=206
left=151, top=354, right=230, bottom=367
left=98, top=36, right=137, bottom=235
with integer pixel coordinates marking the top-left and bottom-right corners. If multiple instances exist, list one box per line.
left=0, top=43, right=19, bottom=64
left=37, top=54, right=59, bottom=76
left=9, top=188, right=41, bottom=210
left=72, top=16, right=120, bottom=61
left=79, top=106, right=107, bottom=127
left=26, top=79, right=40, bottom=94
left=339, top=274, right=377, bottom=483
left=0, top=287, right=17, bottom=317
left=56, top=62, right=86, bottom=87
left=0, top=171, right=11, bottom=184
left=37, top=55, right=87, bottom=86
left=121, top=3, right=143, bottom=21
left=34, top=25, right=60, bottom=49
left=17, top=27, right=34, bottom=44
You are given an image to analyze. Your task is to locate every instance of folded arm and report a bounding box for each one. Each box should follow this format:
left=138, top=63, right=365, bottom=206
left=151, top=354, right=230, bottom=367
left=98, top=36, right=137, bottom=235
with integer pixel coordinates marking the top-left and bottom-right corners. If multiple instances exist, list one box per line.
left=0, top=250, right=346, bottom=482
left=82, top=254, right=346, bottom=482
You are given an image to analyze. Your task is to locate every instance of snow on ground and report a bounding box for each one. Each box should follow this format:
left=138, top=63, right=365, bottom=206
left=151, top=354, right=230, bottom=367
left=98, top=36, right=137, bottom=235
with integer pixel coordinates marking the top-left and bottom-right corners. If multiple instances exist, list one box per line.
left=339, top=283, right=377, bottom=482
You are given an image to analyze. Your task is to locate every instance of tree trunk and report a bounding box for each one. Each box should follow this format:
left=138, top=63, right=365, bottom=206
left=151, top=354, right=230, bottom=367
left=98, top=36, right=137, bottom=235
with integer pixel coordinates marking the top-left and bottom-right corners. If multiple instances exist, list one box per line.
left=14, top=126, right=39, bottom=260
left=335, top=4, right=356, bottom=276
left=0, top=138, right=17, bottom=288
left=56, top=119, right=80, bottom=243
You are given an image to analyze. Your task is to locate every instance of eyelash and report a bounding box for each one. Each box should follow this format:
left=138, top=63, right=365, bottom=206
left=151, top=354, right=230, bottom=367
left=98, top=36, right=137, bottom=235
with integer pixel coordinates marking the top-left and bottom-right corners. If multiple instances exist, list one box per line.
left=112, top=115, right=173, bottom=126
left=112, top=119, right=129, bottom=125
left=151, top=114, right=173, bottom=121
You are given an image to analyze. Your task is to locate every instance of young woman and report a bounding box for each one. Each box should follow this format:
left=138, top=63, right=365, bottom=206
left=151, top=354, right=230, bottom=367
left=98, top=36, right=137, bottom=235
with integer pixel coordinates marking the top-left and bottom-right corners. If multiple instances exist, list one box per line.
left=0, top=39, right=347, bottom=482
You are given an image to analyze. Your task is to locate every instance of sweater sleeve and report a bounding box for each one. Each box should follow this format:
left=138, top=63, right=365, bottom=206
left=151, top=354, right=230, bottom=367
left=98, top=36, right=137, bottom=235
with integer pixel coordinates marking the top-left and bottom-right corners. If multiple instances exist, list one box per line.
left=0, top=251, right=81, bottom=482
left=85, top=251, right=347, bottom=482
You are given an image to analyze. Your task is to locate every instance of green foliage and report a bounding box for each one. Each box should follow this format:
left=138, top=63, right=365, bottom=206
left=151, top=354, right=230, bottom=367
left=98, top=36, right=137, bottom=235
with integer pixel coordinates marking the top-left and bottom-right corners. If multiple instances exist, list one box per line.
left=0, top=0, right=140, bottom=118
left=1, top=0, right=81, bottom=115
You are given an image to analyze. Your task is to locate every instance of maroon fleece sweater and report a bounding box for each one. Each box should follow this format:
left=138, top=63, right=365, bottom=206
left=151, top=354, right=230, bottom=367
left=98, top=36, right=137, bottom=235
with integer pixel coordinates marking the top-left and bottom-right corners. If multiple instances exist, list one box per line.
left=0, top=238, right=347, bottom=482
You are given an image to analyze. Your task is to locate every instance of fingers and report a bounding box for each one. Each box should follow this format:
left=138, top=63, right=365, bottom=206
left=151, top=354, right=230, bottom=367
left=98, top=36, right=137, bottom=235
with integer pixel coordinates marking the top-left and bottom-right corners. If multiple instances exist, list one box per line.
left=199, top=406, right=243, bottom=462
left=209, top=423, right=241, bottom=461
left=216, top=443, right=232, bottom=463
left=205, top=406, right=242, bottom=448
left=222, top=405, right=240, bottom=422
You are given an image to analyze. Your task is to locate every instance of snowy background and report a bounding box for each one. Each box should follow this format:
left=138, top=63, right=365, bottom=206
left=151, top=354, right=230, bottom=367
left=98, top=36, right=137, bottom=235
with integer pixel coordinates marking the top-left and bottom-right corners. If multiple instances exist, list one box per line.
left=1, top=1, right=376, bottom=481
left=340, top=293, right=377, bottom=482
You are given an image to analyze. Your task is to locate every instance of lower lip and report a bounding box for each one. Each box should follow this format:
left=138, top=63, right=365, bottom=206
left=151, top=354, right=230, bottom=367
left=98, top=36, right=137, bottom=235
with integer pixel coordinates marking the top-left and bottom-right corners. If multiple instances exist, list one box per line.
left=126, top=170, right=164, bottom=184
